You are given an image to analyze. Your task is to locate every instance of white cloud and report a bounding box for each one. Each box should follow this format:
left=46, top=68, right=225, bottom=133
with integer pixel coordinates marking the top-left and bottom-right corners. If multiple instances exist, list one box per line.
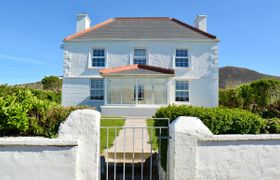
left=0, top=53, right=54, bottom=66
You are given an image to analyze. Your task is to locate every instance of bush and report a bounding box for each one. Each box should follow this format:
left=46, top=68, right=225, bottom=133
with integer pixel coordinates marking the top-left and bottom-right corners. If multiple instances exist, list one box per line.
left=264, top=118, right=280, bottom=134
left=220, top=79, right=280, bottom=118
left=0, top=86, right=90, bottom=137
left=0, top=85, right=61, bottom=104
left=154, top=105, right=266, bottom=134
left=41, top=76, right=62, bottom=91
left=153, top=105, right=267, bottom=170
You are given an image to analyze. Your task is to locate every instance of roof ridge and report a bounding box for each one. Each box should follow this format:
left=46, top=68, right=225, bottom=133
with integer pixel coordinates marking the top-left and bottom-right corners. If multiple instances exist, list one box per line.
left=115, top=17, right=170, bottom=20
left=170, top=18, right=216, bottom=39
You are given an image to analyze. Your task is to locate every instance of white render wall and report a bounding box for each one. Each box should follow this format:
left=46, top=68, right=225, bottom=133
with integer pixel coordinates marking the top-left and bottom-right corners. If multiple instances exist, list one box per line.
left=0, top=110, right=100, bottom=180
left=0, top=138, right=78, bottom=180
left=62, top=40, right=219, bottom=109
left=169, top=117, right=280, bottom=180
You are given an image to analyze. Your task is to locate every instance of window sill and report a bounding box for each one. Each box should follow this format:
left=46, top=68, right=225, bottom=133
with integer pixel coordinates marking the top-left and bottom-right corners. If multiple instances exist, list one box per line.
left=89, top=99, right=104, bottom=102
left=88, top=67, right=105, bottom=69
left=174, top=67, right=191, bottom=69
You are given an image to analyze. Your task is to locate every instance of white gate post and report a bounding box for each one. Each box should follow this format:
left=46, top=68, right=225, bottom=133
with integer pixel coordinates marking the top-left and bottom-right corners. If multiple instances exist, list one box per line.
left=169, top=116, right=212, bottom=180
left=58, top=109, right=101, bottom=180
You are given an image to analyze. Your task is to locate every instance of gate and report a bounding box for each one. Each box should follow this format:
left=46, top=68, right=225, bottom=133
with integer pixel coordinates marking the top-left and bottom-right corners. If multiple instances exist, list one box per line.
left=100, top=117, right=170, bottom=180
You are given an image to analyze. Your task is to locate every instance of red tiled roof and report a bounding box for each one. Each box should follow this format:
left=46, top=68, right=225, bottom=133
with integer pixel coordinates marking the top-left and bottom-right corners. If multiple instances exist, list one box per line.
left=64, top=17, right=217, bottom=41
left=100, top=64, right=174, bottom=75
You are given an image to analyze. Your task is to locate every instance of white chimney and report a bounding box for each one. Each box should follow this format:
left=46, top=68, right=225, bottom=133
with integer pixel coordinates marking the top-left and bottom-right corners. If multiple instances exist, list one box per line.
left=76, top=13, right=91, bottom=32
left=194, top=15, right=207, bottom=32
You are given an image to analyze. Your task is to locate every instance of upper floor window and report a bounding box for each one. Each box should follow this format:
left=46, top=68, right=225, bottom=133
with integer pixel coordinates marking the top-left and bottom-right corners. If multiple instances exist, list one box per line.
left=92, top=49, right=105, bottom=67
left=90, top=79, right=104, bottom=100
left=175, top=49, right=189, bottom=68
left=175, top=81, right=189, bottom=102
left=133, top=48, right=147, bottom=65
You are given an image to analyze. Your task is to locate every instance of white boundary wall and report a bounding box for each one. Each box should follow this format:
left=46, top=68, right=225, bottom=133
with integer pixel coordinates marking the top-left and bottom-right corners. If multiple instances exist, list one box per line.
left=169, top=117, right=280, bottom=180
left=0, top=110, right=100, bottom=180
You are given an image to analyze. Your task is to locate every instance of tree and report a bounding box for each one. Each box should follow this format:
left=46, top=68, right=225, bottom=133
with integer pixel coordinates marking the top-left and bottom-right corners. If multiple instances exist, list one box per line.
left=41, top=76, right=62, bottom=91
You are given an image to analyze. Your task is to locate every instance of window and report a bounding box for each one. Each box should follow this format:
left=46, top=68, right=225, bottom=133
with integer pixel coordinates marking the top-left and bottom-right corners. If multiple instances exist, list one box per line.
left=175, top=49, right=188, bottom=67
left=134, top=84, right=144, bottom=101
left=175, top=81, right=189, bottom=101
left=92, top=49, right=105, bottom=67
left=133, top=49, right=146, bottom=65
left=90, top=79, right=104, bottom=100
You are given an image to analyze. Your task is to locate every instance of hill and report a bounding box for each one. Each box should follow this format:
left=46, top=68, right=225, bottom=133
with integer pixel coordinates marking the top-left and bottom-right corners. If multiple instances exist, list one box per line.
left=219, top=66, right=280, bottom=89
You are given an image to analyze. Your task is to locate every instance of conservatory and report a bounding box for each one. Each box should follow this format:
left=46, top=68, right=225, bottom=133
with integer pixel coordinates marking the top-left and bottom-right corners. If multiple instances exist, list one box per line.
left=100, top=64, right=174, bottom=107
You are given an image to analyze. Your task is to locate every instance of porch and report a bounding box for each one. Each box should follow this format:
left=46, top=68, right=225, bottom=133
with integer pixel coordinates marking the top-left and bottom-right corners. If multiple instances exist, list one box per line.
left=100, top=64, right=174, bottom=116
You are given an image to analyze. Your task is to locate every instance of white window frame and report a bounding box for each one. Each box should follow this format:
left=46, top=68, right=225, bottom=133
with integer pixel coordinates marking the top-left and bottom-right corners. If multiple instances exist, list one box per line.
left=133, top=48, right=147, bottom=65
left=88, top=47, right=107, bottom=68
left=90, top=78, right=104, bottom=101
left=173, top=48, right=191, bottom=69
left=175, top=80, right=189, bottom=102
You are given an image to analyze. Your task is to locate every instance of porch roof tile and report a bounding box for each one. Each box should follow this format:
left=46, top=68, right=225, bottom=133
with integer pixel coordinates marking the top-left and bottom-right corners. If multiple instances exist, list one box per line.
left=100, top=64, right=174, bottom=75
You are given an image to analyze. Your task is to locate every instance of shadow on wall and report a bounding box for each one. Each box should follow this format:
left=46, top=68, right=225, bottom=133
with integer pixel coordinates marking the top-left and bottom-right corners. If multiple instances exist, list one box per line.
left=79, top=97, right=102, bottom=111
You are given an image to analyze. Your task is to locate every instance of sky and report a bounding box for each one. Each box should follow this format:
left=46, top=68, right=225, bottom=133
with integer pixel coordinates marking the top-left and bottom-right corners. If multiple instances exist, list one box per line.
left=0, top=0, right=280, bottom=85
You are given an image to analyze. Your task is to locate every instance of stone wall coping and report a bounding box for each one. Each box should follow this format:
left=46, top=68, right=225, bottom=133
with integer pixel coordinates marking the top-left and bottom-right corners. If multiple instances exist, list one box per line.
left=0, top=137, right=78, bottom=146
left=199, top=134, right=280, bottom=142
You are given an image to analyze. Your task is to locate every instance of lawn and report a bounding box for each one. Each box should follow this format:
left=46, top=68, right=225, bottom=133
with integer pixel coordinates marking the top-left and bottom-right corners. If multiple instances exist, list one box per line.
left=100, top=117, right=126, bottom=153
left=146, top=119, right=159, bottom=151
left=146, top=119, right=169, bottom=151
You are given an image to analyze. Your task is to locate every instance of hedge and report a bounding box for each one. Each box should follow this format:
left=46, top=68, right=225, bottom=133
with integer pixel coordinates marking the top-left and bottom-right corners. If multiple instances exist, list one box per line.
left=0, top=86, right=89, bottom=137
left=154, top=105, right=266, bottom=134
left=153, top=105, right=268, bottom=170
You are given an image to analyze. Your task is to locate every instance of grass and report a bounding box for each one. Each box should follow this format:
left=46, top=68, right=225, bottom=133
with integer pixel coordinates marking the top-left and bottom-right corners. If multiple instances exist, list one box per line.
left=100, top=117, right=126, bottom=153
left=146, top=118, right=169, bottom=171
left=146, top=119, right=159, bottom=151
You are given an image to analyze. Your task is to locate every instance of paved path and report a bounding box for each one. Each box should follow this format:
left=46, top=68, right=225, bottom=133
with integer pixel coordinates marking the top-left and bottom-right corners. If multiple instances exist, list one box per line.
left=107, top=116, right=152, bottom=154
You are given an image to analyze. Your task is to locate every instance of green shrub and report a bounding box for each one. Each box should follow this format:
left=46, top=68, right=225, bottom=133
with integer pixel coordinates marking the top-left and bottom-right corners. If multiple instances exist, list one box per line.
left=0, top=86, right=90, bottom=137
left=153, top=105, right=267, bottom=170
left=0, top=85, right=61, bottom=104
left=154, top=105, right=266, bottom=134
left=220, top=79, right=280, bottom=118
left=264, top=118, right=280, bottom=134
left=41, top=76, right=62, bottom=91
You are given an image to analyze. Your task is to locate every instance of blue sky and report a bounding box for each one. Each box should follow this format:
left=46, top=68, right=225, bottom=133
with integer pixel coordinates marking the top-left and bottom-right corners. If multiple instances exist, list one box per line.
left=0, top=0, right=279, bottom=85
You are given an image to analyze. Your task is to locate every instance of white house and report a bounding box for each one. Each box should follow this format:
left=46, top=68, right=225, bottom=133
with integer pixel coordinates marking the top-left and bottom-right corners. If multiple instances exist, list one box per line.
left=62, top=14, right=219, bottom=116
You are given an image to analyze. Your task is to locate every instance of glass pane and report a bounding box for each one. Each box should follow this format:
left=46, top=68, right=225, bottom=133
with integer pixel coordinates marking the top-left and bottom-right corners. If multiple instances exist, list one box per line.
left=93, top=49, right=105, bottom=57
left=91, top=79, right=104, bottom=89
left=122, top=84, right=135, bottom=104
left=176, top=49, right=188, bottom=57
left=176, top=81, right=189, bottom=90
left=90, top=90, right=104, bottom=100
left=92, top=58, right=105, bottom=67
left=133, top=58, right=146, bottom=65
left=175, top=91, right=189, bottom=101
left=134, top=49, right=146, bottom=56
left=175, top=58, right=188, bottom=67
left=154, top=84, right=167, bottom=104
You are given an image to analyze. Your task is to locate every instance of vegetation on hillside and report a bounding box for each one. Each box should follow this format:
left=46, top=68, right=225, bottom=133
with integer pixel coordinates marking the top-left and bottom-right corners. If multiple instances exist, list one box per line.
left=219, top=66, right=280, bottom=89
left=18, top=75, right=62, bottom=92
left=220, top=79, right=280, bottom=119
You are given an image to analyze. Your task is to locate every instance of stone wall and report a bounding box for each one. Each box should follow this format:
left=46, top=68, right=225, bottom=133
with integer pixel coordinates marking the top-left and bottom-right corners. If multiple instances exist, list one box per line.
left=169, top=116, right=280, bottom=180
left=0, top=110, right=100, bottom=180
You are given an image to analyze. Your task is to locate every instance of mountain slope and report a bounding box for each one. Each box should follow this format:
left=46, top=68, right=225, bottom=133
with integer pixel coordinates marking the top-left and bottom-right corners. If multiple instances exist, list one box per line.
left=219, top=66, right=280, bottom=89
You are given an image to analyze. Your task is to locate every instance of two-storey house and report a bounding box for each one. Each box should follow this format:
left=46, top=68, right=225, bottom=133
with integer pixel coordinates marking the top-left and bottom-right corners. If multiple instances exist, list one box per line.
left=62, top=14, right=219, bottom=116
